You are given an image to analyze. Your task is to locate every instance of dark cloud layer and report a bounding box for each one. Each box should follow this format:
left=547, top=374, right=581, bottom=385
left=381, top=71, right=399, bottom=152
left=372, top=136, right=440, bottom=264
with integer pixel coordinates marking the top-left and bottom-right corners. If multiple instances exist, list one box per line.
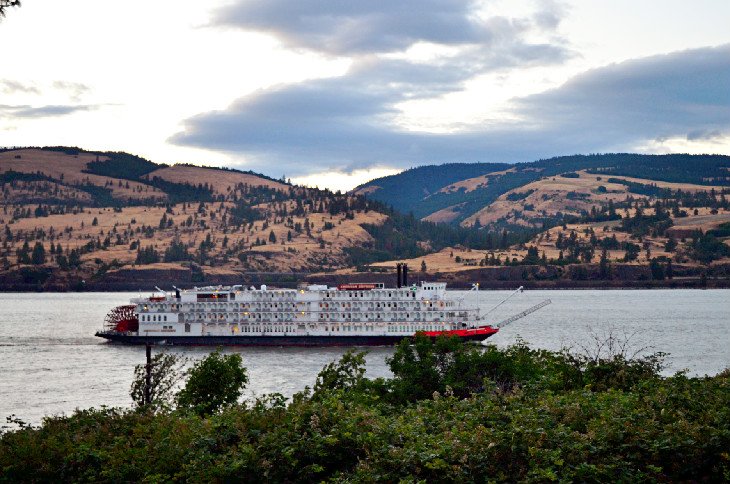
left=174, top=0, right=579, bottom=175
left=517, top=46, right=730, bottom=137
left=214, top=0, right=563, bottom=56
left=171, top=44, right=730, bottom=176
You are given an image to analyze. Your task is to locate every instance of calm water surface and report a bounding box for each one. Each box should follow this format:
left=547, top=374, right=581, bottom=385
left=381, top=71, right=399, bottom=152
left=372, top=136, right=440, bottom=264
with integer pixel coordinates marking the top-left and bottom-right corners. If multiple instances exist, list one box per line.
left=1, top=290, right=728, bottom=425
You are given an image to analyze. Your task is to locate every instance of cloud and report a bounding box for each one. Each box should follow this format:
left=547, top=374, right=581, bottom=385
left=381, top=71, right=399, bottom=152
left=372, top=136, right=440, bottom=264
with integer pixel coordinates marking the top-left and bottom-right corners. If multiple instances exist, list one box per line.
left=214, top=0, right=563, bottom=56
left=0, top=104, right=100, bottom=118
left=686, top=129, right=726, bottom=142
left=172, top=0, right=577, bottom=175
left=1, top=80, right=91, bottom=101
left=168, top=56, right=522, bottom=172
left=171, top=44, right=730, bottom=176
left=1, top=80, right=40, bottom=95
left=52, top=81, right=91, bottom=101
left=516, top=45, right=730, bottom=137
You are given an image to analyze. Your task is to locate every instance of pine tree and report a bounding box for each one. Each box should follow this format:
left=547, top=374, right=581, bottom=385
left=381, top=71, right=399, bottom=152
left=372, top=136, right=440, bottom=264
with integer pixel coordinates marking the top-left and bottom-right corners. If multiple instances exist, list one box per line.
left=17, top=241, right=31, bottom=264
left=599, top=248, right=610, bottom=279
left=31, top=242, right=46, bottom=265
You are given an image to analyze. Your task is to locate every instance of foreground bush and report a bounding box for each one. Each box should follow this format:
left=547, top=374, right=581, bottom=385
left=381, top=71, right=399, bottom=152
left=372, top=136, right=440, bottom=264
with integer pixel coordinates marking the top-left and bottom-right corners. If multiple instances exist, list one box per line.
left=1, top=337, right=729, bottom=482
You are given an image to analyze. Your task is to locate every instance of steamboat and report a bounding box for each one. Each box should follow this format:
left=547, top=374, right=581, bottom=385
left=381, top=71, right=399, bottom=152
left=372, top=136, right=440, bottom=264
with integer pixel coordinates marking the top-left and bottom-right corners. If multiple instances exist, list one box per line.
left=96, top=265, right=550, bottom=346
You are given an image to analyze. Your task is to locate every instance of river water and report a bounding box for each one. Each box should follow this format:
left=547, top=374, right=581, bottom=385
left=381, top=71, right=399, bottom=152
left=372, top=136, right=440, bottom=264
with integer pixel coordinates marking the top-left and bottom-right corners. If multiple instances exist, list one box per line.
left=1, top=290, right=728, bottom=425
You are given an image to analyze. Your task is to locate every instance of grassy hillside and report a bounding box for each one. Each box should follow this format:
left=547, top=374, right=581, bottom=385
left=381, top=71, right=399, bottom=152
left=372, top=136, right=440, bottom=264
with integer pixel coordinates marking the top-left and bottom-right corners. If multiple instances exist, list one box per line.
left=1, top=148, right=728, bottom=288
left=351, top=154, right=730, bottom=281
left=354, top=154, right=730, bottom=226
left=0, top=147, right=533, bottom=288
left=351, top=162, right=510, bottom=214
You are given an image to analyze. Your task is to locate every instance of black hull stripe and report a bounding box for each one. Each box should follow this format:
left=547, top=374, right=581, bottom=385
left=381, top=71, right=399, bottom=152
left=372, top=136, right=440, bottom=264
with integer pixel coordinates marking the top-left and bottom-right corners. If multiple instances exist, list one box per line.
left=95, top=333, right=493, bottom=346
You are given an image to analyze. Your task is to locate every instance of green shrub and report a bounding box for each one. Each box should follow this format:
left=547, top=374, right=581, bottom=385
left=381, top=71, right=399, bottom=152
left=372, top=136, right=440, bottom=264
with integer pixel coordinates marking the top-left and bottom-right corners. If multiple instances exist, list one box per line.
left=2, top=340, right=728, bottom=482
left=175, top=350, right=248, bottom=416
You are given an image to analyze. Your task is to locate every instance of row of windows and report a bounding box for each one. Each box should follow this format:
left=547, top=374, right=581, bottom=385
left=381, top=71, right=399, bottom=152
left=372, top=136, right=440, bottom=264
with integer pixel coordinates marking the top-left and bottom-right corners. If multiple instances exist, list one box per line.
left=389, top=325, right=444, bottom=332
left=141, top=314, right=168, bottom=322
left=191, top=313, right=297, bottom=321
left=178, top=311, right=454, bottom=321
left=319, top=301, right=453, bottom=309
left=249, top=292, right=296, bottom=301
left=142, top=310, right=466, bottom=322
left=148, top=298, right=454, bottom=313
left=319, top=312, right=448, bottom=319
left=238, top=325, right=297, bottom=333
left=200, top=303, right=298, bottom=310
left=323, top=290, right=418, bottom=299
left=143, top=320, right=450, bottom=334
left=225, top=324, right=446, bottom=333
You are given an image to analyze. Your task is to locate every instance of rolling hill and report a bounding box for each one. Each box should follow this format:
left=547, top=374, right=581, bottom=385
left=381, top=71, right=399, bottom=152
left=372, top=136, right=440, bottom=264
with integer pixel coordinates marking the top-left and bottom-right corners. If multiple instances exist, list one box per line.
left=353, top=153, right=730, bottom=227
left=0, top=147, right=527, bottom=289
left=1, top=148, right=729, bottom=289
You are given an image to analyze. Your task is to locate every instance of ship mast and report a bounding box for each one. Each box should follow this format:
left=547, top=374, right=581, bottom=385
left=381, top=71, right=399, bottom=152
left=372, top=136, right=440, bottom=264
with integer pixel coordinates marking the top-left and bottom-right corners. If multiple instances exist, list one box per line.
left=481, top=286, right=524, bottom=319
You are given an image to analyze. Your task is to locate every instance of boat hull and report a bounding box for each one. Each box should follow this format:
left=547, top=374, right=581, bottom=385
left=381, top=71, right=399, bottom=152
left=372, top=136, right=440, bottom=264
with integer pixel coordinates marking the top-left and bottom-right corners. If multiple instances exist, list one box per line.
left=95, top=331, right=497, bottom=346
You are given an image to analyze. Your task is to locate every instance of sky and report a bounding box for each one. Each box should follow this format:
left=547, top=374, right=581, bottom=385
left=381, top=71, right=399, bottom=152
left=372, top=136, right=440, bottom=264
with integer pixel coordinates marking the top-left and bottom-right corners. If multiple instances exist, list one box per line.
left=1, top=1, right=729, bottom=191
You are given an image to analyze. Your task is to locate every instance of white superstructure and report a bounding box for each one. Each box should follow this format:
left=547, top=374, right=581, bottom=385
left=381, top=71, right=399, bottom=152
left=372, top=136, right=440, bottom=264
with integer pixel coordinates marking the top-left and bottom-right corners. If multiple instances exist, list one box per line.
left=131, top=282, right=480, bottom=339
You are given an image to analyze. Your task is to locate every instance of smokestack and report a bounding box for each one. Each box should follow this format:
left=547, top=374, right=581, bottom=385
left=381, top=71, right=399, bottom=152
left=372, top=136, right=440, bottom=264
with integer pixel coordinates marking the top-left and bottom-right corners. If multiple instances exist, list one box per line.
left=403, top=264, right=408, bottom=287
left=396, top=263, right=402, bottom=288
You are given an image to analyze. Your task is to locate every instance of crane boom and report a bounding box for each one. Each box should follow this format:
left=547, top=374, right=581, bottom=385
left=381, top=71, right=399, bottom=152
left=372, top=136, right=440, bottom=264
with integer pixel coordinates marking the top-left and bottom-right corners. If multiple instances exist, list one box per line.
left=495, top=299, right=551, bottom=328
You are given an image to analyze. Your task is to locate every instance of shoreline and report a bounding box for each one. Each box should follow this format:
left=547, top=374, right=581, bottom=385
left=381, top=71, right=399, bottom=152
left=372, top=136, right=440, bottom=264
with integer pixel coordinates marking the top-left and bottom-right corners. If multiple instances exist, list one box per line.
left=1, top=278, right=728, bottom=292
left=2, top=262, right=728, bottom=292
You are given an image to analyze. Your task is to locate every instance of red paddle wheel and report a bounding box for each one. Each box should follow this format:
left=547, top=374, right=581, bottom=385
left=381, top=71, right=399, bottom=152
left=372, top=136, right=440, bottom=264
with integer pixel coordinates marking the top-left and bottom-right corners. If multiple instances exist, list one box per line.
left=104, top=305, right=138, bottom=333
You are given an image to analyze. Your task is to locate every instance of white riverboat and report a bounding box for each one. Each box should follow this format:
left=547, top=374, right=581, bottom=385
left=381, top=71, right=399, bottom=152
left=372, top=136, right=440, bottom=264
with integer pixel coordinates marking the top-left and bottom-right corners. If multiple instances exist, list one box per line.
left=97, top=270, right=551, bottom=346
left=96, top=281, right=504, bottom=346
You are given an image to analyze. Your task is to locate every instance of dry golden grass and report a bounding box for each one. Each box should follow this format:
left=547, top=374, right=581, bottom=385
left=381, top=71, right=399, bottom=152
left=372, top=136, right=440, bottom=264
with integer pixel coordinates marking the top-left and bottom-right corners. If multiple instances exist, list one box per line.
left=1, top=199, right=389, bottom=273
left=5, top=206, right=158, bottom=234
left=4, top=205, right=170, bottom=265
left=240, top=209, right=387, bottom=271
left=422, top=204, right=464, bottom=224
left=350, top=185, right=381, bottom=196
left=1, top=180, right=92, bottom=203
left=438, top=168, right=515, bottom=194
left=0, top=149, right=166, bottom=201
left=461, top=170, right=726, bottom=228
left=369, top=246, right=535, bottom=274
left=145, top=165, right=288, bottom=195
left=604, top=174, right=728, bottom=192
left=463, top=171, right=638, bottom=227
left=669, top=210, right=730, bottom=231
left=529, top=221, right=672, bottom=264
left=369, top=207, right=730, bottom=274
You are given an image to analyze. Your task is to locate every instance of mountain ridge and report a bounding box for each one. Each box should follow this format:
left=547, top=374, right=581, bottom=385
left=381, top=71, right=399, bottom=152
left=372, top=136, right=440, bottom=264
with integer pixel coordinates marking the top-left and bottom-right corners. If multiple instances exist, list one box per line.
left=0, top=147, right=529, bottom=289
left=353, top=153, right=730, bottom=226
left=1, top=147, right=729, bottom=290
